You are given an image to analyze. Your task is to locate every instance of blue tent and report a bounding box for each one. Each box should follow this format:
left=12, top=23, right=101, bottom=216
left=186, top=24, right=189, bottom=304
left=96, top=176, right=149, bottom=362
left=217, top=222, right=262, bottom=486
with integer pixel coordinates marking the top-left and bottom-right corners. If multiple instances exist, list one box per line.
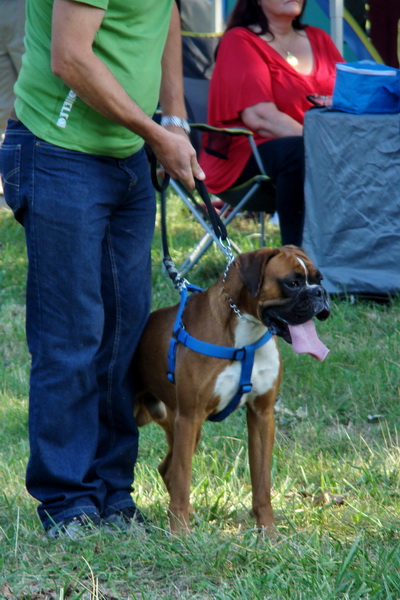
left=305, top=0, right=382, bottom=62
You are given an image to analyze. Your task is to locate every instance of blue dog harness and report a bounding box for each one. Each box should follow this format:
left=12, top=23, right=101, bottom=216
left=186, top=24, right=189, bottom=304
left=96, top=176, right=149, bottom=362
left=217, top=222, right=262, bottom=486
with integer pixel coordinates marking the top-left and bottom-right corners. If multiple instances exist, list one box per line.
left=167, top=284, right=273, bottom=422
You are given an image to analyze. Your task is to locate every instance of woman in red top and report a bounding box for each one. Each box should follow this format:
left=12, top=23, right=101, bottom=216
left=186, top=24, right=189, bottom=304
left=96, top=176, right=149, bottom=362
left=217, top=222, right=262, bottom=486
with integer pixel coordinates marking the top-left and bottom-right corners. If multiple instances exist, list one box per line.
left=200, top=0, right=344, bottom=245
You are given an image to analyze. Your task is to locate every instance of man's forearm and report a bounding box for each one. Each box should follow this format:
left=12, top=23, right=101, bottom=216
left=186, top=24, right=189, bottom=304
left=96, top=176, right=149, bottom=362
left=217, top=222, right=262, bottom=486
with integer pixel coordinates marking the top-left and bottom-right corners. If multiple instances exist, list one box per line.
left=159, top=2, right=187, bottom=118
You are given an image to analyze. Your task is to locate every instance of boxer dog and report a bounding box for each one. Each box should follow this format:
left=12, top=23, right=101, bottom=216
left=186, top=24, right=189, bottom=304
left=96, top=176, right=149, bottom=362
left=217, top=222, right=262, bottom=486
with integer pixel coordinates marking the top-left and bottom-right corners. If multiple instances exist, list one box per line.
left=134, top=246, right=330, bottom=534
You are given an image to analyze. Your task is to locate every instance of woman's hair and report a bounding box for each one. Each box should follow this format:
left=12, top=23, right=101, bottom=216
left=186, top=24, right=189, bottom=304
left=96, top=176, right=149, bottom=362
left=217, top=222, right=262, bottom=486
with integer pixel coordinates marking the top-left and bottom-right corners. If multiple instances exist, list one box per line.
left=226, top=0, right=308, bottom=36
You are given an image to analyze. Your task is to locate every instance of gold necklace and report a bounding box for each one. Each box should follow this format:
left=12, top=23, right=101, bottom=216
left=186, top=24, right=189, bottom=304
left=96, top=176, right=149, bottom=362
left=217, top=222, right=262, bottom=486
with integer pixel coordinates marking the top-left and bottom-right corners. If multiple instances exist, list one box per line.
left=274, top=39, right=299, bottom=67
left=285, top=50, right=299, bottom=67
left=263, top=32, right=300, bottom=67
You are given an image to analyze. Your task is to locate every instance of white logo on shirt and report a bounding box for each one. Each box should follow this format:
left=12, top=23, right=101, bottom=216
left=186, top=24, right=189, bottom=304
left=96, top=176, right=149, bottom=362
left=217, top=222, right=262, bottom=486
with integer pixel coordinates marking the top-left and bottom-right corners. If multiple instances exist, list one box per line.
left=56, top=90, right=77, bottom=128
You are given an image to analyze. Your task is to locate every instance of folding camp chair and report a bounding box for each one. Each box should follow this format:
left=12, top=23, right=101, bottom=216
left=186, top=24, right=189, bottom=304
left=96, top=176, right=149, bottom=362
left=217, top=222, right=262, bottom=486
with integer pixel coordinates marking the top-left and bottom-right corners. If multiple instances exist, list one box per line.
left=166, top=0, right=276, bottom=275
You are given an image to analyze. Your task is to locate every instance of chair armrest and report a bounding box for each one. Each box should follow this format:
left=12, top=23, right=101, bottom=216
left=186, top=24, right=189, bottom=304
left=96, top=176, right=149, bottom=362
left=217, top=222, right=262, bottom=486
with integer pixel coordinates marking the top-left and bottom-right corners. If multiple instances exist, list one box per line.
left=190, top=123, right=253, bottom=137
left=197, top=122, right=266, bottom=175
left=197, top=122, right=266, bottom=176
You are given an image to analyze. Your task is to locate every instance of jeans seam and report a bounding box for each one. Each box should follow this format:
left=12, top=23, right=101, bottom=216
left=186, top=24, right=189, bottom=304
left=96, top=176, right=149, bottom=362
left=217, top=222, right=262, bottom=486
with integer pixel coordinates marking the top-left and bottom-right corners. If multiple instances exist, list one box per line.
left=105, top=225, right=122, bottom=448
left=27, top=139, right=43, bottom=449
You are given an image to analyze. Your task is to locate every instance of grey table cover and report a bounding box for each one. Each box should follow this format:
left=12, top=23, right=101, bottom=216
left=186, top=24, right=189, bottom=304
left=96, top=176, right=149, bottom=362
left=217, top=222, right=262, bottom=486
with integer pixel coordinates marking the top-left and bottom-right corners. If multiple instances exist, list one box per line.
left=303, top=109, right=400, bottom=297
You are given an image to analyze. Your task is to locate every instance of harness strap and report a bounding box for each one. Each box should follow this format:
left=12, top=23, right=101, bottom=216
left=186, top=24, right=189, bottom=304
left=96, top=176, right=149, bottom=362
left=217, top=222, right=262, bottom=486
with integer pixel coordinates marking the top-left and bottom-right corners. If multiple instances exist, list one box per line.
left=167, top=284, right=204, bottom=384
left=167, top=286, right=273, bottom=422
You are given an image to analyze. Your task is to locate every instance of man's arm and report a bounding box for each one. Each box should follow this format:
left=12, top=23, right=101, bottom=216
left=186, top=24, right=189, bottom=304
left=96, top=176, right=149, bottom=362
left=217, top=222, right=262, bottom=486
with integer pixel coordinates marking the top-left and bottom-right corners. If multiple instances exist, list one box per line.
left=157, top=3, right=205, bottom=183
left=51, top=0, right=204, bottom=188
left=159, top=2, right=187, bottom=119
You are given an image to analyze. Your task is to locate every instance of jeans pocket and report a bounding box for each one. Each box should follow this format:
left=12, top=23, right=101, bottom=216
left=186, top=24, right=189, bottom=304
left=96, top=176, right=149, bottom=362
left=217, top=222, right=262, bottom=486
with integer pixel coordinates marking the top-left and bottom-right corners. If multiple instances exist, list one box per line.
left=0, top=142, right=23, bottom=221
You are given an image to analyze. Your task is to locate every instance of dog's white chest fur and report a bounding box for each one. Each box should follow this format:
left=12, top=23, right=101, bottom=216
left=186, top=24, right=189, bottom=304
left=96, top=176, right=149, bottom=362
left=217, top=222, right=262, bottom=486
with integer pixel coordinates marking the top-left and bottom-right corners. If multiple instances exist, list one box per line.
left=213, top=317, right=280, bottom=413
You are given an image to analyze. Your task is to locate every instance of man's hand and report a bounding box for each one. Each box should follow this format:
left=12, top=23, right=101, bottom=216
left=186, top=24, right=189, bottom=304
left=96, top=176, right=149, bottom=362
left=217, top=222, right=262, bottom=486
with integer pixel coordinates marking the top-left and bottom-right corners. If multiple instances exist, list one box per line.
left=151, top=127, right=205, bottom=190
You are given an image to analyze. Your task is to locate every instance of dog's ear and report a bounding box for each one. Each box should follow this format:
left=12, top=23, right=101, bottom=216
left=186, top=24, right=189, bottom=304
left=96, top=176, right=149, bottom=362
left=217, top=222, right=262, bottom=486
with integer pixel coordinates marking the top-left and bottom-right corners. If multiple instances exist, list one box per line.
left=282, top=244, right=306, bottom=255
left=237, top=249, right=280, bottom=297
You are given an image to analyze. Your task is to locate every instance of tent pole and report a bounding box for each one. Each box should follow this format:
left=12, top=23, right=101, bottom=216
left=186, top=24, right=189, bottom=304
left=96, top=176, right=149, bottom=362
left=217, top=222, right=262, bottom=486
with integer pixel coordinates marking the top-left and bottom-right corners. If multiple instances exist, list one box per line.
left=329, top=0, right=344, bottom=55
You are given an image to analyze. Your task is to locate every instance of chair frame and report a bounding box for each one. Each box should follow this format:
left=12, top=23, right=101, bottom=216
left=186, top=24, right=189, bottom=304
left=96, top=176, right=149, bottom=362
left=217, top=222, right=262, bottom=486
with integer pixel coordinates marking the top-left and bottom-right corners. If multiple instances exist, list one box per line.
left=169, top=123, right=275, bottom=275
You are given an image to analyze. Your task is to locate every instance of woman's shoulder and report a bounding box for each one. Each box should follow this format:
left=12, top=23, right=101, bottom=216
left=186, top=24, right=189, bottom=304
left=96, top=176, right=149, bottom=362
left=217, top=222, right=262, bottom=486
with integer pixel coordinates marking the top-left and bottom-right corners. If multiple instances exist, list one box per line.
left=222, top=26, right=259, bottom=45
left=220, top=25, right=276, bottom=58
left=305, top=25, right=343, bottom=60
left=305, top=25, right=334, bottom=43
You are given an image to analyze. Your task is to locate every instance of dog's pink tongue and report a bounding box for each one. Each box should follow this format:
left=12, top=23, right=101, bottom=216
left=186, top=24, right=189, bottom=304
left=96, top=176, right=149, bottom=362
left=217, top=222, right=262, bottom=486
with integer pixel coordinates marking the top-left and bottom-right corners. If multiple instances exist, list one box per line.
left=288, top=320, right=329, bottom=361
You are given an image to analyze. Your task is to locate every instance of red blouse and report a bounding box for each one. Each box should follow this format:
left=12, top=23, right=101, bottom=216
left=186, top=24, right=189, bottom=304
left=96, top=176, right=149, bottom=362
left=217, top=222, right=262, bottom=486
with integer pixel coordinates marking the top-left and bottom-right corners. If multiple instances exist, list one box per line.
left=199, top=25, right=344, bottom=193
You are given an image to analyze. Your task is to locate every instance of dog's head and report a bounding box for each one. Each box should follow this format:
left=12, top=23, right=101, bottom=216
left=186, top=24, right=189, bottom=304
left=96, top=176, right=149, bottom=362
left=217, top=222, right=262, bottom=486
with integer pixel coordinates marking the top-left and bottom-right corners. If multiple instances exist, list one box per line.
left=235, top=245, right=331, bottom=349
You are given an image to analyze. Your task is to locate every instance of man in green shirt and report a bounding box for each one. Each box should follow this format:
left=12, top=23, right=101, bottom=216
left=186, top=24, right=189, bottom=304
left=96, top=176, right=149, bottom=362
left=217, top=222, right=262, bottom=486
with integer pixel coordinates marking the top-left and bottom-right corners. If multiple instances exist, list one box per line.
left=0, top=0, right=204, bottom=539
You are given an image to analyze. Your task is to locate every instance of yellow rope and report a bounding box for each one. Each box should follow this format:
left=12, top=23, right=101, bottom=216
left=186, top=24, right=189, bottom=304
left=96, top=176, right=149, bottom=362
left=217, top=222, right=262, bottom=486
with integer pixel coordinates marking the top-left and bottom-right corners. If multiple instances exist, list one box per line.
left=181, top=31, right=223, bottom=38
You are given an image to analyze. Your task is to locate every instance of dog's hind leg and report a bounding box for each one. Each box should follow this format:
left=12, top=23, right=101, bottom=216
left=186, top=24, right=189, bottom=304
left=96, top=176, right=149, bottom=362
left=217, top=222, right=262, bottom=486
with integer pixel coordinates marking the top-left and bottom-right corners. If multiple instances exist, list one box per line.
left=158, top=417, right=174, bottom=486
left=246, top=398, right=276, bottom=535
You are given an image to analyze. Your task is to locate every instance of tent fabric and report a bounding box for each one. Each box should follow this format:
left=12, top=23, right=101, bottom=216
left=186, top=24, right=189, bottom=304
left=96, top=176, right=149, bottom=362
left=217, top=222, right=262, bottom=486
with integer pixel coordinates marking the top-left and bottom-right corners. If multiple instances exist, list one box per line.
left=179, top=0, right=222, bottom=79
left=303, top=108, right=400, bottom=297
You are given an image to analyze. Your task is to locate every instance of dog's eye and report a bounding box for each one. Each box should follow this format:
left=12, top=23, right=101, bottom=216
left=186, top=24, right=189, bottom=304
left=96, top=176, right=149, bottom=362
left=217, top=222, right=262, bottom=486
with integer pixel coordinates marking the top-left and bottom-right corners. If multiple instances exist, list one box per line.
left=286, top=280, right=301, bottom=289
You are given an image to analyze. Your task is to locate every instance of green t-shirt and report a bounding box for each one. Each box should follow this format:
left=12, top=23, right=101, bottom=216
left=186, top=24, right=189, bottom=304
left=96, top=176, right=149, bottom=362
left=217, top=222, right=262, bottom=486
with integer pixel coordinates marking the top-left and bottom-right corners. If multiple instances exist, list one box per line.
left=15, top=0, right=173, bottom=158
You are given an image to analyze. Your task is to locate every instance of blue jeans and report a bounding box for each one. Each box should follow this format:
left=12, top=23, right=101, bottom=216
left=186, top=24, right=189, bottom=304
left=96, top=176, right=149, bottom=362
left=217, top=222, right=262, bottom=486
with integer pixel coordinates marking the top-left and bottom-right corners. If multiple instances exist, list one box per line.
left=0, top=120, right=156, bottom=528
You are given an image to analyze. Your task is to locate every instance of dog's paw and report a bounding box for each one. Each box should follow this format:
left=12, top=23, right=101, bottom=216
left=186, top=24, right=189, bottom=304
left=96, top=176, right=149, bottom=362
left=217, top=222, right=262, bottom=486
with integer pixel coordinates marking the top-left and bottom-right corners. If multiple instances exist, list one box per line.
left=258, top=523, right=279, bottom=543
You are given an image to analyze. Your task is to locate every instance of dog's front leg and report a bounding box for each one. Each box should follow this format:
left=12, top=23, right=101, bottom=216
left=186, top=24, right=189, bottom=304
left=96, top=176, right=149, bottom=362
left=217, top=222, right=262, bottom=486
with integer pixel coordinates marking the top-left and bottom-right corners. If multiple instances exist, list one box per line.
left=246, top=398, right=276, bottom=534
left=168, top=412, right=203, bottom=533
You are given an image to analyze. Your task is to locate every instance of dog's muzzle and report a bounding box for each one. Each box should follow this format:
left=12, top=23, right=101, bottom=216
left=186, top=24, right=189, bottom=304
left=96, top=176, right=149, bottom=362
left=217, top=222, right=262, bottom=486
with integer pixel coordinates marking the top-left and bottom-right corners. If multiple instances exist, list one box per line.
left=261, top=285, right=331, bottom=343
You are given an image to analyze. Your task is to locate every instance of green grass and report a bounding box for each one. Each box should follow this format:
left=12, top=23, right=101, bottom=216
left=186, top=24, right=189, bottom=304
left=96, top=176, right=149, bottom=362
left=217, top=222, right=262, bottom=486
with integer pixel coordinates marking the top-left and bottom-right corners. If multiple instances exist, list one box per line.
left=0, top=195, right=399, bottom=600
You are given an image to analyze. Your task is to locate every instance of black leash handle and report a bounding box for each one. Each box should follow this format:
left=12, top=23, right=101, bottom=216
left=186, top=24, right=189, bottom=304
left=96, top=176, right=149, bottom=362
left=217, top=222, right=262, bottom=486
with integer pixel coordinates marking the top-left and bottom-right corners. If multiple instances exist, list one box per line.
left=160, top=185, right=187, bottom=288
left=149, top=151, right=183, bottom=286
left=150, top=148, right=227, bottom=241
left=194, top=178, right=228, bottom=242
left=150, top=148, right=170, bottom=193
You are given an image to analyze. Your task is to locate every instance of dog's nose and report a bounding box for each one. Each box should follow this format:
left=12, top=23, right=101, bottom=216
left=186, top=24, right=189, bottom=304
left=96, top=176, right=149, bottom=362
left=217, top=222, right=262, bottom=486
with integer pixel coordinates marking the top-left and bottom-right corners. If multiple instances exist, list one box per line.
left=309, top=285, right=323, bottom=297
